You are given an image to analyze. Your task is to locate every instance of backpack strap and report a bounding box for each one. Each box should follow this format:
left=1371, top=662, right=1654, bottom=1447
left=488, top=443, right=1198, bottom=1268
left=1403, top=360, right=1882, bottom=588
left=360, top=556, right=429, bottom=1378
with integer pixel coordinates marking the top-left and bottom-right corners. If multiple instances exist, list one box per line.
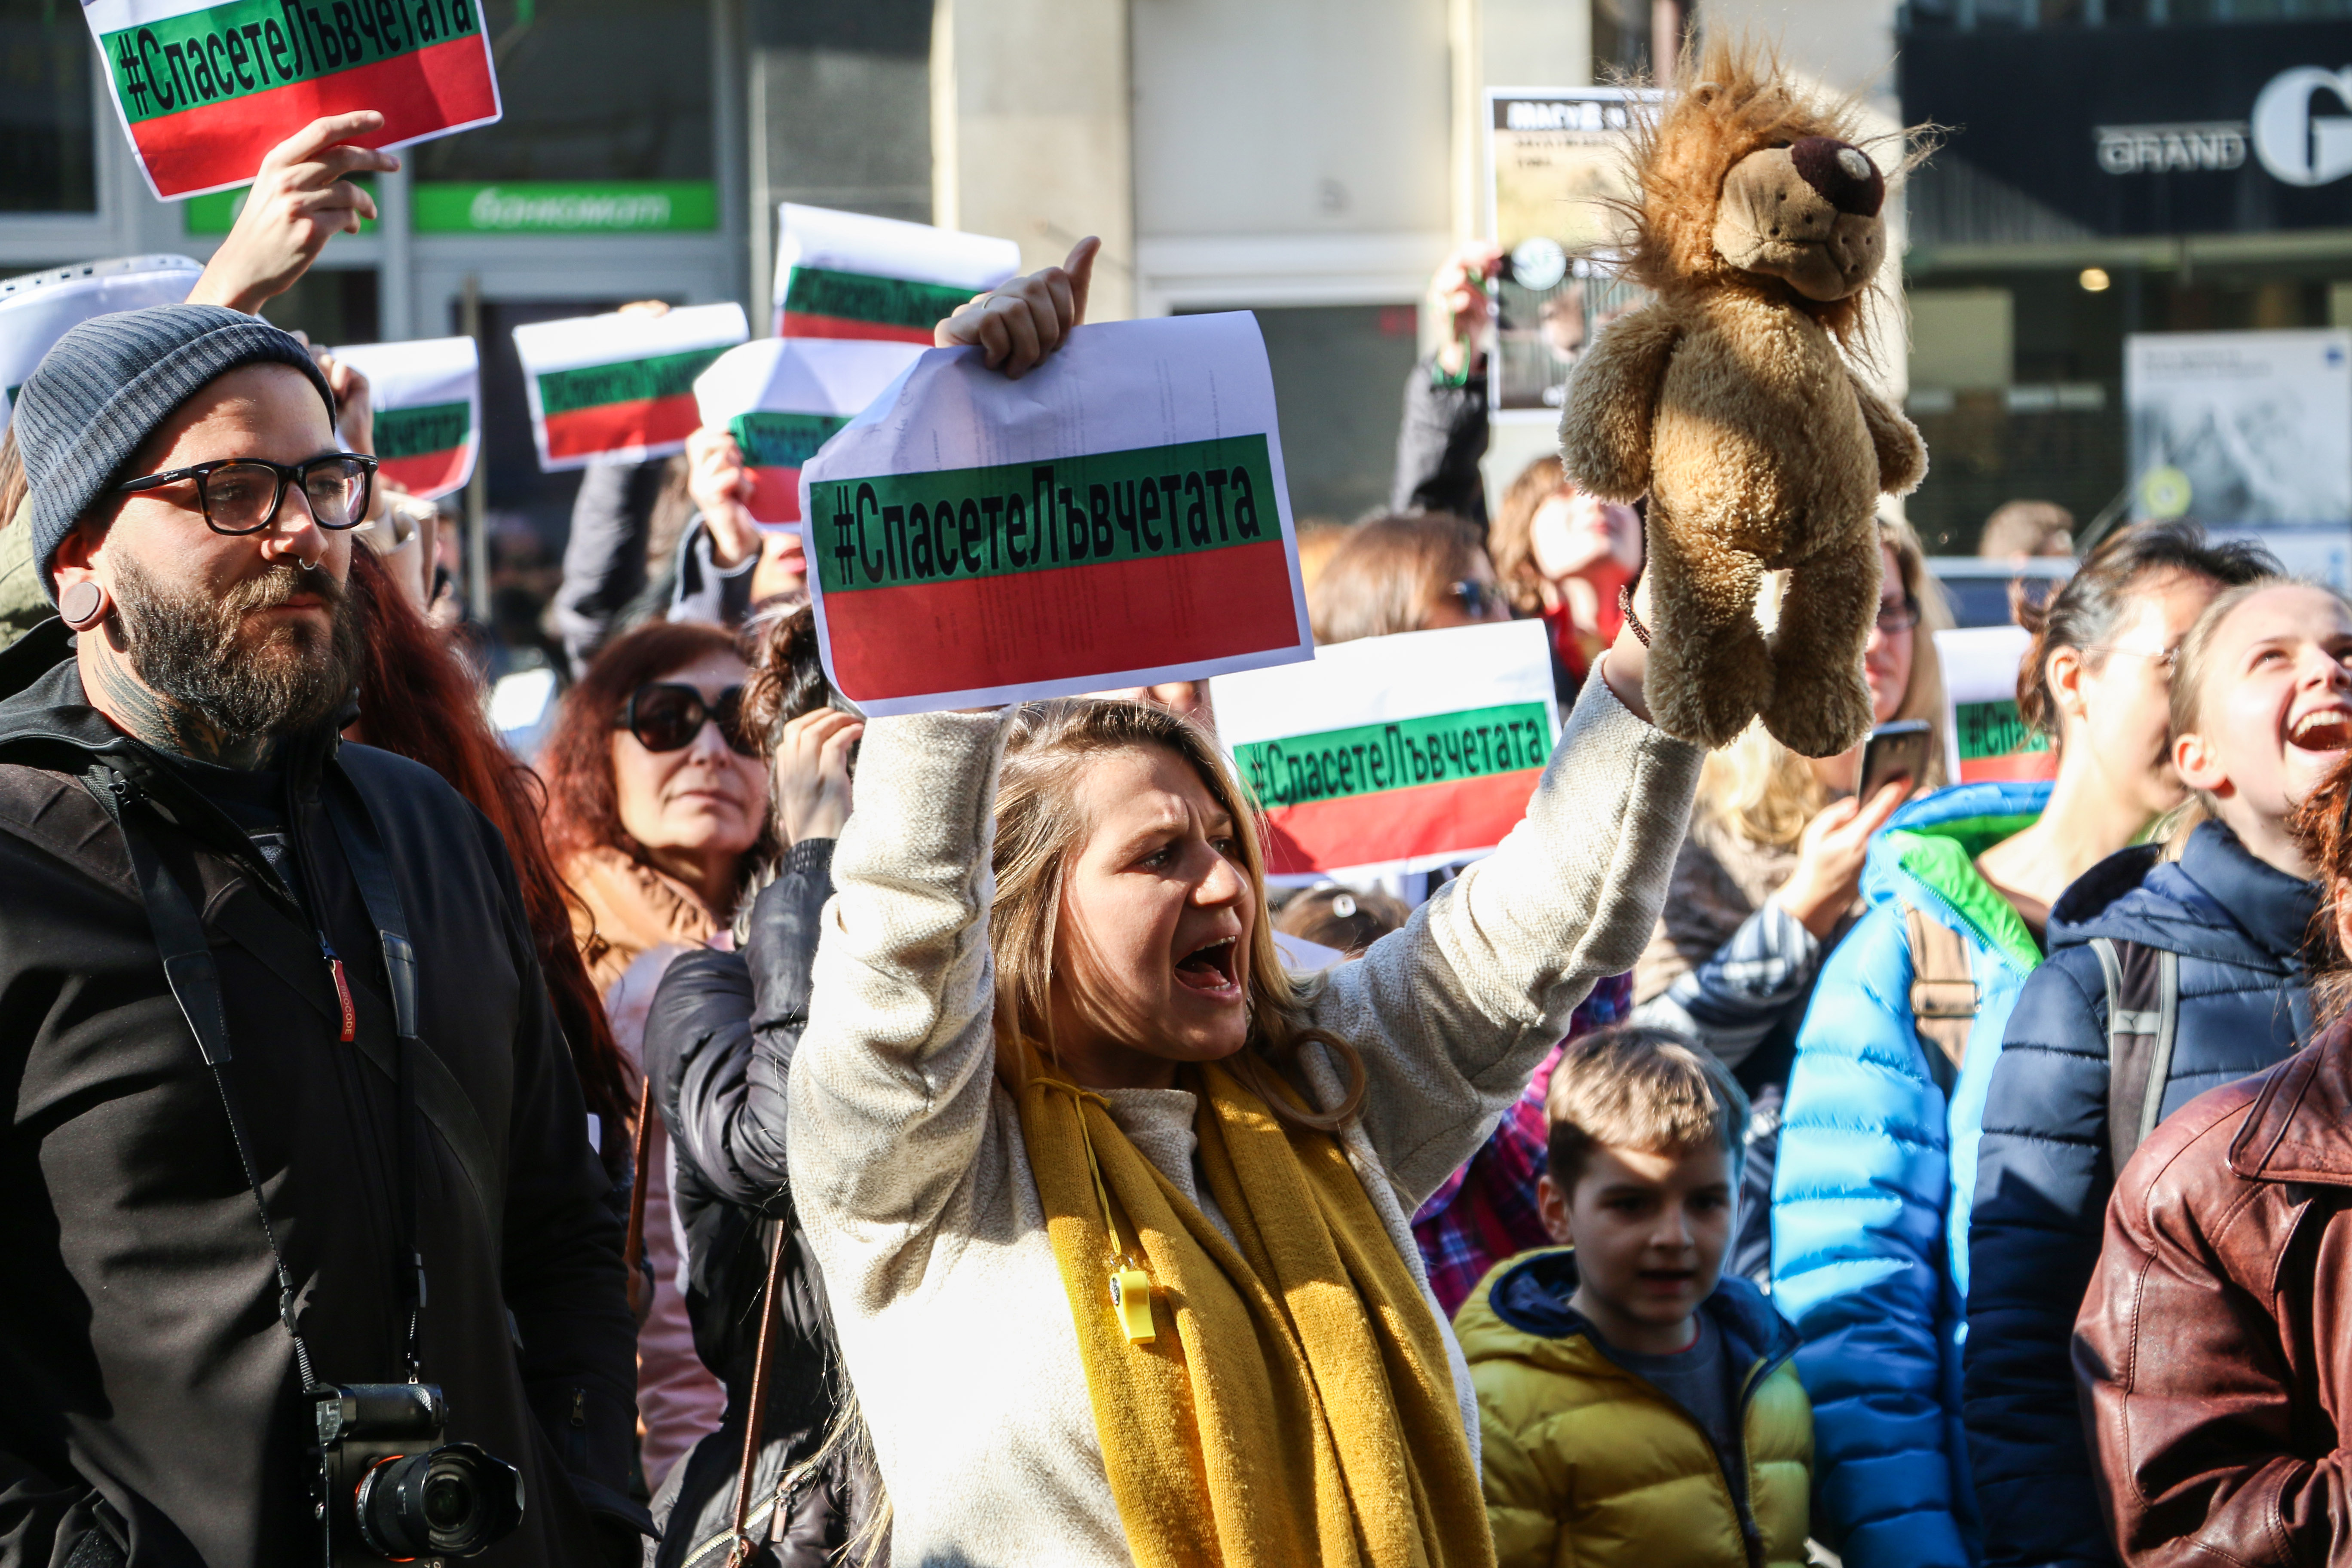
left=1905, top=904, right=1978, bottom=1096
left=2093, top=936, right=2180, bottom=1176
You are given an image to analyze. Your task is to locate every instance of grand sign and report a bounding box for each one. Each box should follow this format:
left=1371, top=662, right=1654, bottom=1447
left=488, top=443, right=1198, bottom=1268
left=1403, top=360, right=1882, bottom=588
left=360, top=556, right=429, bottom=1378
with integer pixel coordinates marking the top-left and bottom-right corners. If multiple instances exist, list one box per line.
left=1902, top=19, right=2352, bottom=240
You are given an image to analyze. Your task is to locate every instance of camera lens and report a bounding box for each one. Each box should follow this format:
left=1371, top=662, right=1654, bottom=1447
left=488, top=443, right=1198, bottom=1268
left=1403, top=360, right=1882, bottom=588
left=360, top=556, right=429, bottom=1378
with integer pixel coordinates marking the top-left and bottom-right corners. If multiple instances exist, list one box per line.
left=355, top=1443, right=523, bottom=1559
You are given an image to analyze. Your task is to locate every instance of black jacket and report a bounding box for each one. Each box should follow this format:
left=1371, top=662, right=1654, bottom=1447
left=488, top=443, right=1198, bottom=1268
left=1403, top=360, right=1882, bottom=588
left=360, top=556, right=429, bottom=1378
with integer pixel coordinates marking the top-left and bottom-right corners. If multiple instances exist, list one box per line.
left=0, top=621, right=646, bottom=1568
left=1390, top=356, right=1488, bottom=527
left=1964, top=820, right=2318, bottom=1568
left=641, top=840, right=880, bottom=1568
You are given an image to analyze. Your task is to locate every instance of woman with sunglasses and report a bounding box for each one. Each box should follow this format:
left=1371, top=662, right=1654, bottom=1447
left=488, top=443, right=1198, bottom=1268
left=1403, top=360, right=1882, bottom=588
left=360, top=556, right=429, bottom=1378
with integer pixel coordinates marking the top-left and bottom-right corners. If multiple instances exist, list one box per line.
left=1767, top=524, right=2269, bottom=1568
left=542, top=619, right=772, bottom=1491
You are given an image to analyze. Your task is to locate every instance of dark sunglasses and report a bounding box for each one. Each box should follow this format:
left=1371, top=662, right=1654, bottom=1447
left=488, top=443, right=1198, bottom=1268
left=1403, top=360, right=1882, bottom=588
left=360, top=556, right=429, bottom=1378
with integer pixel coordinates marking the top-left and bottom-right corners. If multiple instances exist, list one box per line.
left=114, top=453, right=379, bottom=536
left=617, top=683, right=757, bottom=756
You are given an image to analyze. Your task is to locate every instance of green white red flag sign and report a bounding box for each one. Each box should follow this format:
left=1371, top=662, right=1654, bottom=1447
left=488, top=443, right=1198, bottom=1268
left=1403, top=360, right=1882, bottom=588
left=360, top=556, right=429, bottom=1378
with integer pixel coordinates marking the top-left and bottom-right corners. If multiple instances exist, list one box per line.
left=512, top=303, right=747, bottom=472
left=797, top=312, right=1313, bottom=716
left=331, top=335, right=477, bottom=500
left=1, top=255, right=202, bottom=435
left=1212, top=619, right=1562, bottom=879
left=691, top=337, right=918, bottom=529
left=1937, top=624, right=2055, bottom=784
left=772, top=204, right=1021, bottom=342
left=84, top=0, right=501, bottom=200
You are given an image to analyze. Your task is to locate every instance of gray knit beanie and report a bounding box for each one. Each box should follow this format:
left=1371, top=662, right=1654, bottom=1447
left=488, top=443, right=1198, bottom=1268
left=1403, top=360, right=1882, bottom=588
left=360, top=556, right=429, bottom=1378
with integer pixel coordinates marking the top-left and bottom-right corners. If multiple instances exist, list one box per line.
left=15, top=303, right=337, bottom=603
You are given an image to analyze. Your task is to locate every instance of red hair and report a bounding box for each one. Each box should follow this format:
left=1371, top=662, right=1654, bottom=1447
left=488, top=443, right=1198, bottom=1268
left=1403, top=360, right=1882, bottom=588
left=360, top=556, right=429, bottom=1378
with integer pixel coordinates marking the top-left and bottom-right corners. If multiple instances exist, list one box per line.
left=539, top=618, right=763, bottom=879
left=344, top=548, right=637, bottom=1161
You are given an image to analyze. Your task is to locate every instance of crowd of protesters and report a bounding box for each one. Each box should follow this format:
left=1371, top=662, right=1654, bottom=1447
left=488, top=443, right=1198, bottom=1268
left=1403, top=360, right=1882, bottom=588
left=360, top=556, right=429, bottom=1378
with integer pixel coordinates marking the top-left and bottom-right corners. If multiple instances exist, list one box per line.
left=6, top=114, right=2352, bottom=1568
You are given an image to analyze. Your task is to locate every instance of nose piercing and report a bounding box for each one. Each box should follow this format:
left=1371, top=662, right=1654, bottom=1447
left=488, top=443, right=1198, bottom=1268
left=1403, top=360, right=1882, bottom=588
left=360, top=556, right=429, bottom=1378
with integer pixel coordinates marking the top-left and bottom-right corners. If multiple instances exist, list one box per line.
left=299, top=557, right=318, bottom=572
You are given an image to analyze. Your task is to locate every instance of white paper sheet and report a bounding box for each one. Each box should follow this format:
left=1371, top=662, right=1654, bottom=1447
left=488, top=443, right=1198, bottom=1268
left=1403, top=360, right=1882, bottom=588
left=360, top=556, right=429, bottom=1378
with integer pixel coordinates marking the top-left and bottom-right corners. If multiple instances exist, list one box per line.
left=511, top=303, right=748, bottom=472
left=330, top=336, right=480, bottom=501
left=0, top=256, right=203, bottom=434
left=1213, top=619, right=1561, bottom=881
left=797, top=311, right=1313, bottom=716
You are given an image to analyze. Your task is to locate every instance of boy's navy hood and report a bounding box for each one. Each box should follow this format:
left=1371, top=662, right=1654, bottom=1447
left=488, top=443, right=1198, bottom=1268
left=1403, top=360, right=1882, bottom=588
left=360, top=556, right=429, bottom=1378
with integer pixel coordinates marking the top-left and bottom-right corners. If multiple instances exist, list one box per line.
left=2046, top=818, right=2318, bottom=975
left=1485, top=1247, right=1797, bottom=1372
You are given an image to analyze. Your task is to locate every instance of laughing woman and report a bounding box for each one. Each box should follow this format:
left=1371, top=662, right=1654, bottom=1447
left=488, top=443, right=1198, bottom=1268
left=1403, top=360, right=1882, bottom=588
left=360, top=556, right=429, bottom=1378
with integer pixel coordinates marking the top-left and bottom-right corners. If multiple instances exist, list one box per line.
left=783, top=243, right=1706, bottom=1567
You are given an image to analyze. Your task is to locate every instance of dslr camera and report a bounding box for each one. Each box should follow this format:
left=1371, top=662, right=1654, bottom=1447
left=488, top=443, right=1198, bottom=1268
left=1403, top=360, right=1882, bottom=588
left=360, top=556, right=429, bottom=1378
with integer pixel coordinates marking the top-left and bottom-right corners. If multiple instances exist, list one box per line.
left=312, top=1384, right=523, bottom=1564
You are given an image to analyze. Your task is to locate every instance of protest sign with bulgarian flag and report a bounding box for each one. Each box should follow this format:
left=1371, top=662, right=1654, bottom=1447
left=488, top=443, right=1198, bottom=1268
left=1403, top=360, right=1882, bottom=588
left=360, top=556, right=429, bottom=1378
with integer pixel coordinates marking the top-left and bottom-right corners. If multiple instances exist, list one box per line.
left=773, top=204, right=1022, bottom=342
left=1213, top=619, right=1561, bottom=879
left=1936, top=623, right=2056, bottom=784
left=84, top=0, right=500, bottom=200
left=329, top=335, right=478, bottom=500
left=2, top=255, right=202, bottom=434
left=513, top=303, right=747, bottom=472
left=798, top=312, right=1313, bottom=716
left=691, top=337, right=918, bottom=528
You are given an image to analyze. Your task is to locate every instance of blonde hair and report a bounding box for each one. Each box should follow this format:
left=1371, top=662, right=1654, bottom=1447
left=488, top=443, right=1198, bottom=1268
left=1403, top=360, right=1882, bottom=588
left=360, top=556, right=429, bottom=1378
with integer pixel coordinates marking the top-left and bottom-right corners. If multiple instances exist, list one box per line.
left=1544, top=1024, right=1750, bottom=1192
left=1696, top=516, right=1951, bottom=848
left=990, top=698, right=1368, bottom=1131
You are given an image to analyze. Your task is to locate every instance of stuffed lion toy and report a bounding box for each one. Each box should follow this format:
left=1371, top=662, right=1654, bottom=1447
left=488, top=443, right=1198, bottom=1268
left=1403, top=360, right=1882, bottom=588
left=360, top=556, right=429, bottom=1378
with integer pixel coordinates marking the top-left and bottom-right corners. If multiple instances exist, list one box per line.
left=1562, top=38, right=1926, bottom=756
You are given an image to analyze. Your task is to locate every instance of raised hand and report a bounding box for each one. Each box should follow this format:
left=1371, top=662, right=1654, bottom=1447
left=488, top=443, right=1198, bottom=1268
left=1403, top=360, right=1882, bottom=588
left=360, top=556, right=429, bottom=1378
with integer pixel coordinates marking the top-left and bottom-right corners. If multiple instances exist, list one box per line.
left=772, top=708, right=863, bottom=845
left=187, top=112, right=401, bottom=315
left=684, top=425, right=760, bottom=570
left=935, top=236, right=1100, bottom=380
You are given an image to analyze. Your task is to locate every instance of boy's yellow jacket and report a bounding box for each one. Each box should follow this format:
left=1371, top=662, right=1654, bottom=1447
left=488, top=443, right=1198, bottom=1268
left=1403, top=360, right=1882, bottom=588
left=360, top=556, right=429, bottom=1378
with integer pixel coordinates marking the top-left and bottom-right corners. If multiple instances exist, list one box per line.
left=1455, top=1248, right=1812, bottom=1568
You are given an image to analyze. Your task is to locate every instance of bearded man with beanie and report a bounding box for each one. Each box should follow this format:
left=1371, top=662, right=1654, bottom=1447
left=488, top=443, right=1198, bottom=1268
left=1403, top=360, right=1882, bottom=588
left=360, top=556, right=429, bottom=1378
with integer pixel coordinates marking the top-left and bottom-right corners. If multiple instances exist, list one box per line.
left=0, top=305, right=648, bottom=1567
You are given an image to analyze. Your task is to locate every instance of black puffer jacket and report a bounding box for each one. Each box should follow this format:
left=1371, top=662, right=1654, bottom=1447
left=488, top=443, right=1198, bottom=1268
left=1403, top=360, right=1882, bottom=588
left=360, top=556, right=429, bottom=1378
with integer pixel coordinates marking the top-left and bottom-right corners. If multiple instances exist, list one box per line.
left=641, top=840, right=882, bottom=1568
left=1964, top=819, right=2318, bottom=1568
left=0, top=622, right=646, bottom=1568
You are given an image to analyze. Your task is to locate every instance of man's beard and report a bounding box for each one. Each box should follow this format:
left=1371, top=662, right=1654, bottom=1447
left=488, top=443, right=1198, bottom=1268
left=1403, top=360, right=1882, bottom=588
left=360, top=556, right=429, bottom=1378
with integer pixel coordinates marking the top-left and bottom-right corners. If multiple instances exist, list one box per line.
left=110, top=554, right=364, bottom=742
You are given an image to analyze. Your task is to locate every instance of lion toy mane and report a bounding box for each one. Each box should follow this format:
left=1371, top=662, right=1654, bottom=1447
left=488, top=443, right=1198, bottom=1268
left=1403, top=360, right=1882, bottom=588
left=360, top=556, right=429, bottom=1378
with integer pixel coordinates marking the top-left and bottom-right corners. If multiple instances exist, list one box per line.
left=1561, top=37, right=1926, bottom=756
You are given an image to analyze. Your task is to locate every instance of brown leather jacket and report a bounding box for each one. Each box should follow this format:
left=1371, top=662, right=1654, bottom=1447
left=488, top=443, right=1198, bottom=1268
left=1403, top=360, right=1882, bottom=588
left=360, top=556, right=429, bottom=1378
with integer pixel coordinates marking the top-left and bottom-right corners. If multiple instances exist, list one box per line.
left=2075, top=1015, right=2352, bottom=1565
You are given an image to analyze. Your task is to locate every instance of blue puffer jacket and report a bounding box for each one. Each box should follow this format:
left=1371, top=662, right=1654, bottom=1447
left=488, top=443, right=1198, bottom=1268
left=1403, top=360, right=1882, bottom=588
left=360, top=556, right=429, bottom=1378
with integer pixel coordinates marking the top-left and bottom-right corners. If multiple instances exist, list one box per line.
left=1772, top=780, right=2050, bottom=1568
left=1963, top=819, right=2317, bottom=1568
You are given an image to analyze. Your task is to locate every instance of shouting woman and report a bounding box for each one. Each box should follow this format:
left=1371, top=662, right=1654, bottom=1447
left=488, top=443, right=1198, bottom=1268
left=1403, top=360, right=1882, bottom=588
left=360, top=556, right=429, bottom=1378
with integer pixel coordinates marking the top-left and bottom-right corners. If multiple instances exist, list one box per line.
left=783, top=241, right=1711, bottom=1566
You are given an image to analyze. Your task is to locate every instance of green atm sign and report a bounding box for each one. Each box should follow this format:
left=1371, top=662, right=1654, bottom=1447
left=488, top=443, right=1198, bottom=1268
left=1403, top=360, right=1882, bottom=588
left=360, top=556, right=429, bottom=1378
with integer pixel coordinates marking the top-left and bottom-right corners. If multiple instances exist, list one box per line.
left=414, top=181, right=718, bottom=233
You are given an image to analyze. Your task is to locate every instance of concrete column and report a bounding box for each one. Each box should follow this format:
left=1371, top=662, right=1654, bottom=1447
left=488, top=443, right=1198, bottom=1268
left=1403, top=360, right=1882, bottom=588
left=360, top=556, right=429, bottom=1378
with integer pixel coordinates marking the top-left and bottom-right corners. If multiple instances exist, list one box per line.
left=931, top=0, right=1135, bottom=320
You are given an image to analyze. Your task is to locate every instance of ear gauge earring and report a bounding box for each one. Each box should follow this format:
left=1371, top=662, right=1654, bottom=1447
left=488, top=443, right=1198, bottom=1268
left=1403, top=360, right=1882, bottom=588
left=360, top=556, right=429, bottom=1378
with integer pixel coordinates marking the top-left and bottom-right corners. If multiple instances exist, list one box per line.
left=59, top=580, right=110, bottom=631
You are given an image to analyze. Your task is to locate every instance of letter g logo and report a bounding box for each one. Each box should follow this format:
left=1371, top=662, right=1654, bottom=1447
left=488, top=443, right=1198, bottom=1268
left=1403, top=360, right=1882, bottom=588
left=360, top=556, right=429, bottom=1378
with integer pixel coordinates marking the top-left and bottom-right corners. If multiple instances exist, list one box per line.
left=2253, top=65, right=2352, bottom=186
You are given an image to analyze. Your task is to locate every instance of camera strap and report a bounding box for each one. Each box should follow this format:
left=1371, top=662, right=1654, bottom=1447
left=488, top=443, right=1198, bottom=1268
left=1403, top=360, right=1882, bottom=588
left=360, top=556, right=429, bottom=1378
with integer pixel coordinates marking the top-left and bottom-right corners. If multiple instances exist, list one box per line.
left=87, top=766, right=322, bottom=1393
left=320, top=776, right=429, bottom=1384
left=88, top=760, right=436, bottom=1386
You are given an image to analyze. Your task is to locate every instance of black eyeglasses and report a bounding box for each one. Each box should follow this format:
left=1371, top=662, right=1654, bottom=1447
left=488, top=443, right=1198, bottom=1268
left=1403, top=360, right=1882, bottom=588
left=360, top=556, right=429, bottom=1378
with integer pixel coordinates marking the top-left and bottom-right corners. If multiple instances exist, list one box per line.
left=1876, top=594, right=1922, bottom=634
left=1448, top=579, right=1506, bottom=620
left=617, top=683, right=757, bottom=756
left=114, top=454, right=379, bottom=536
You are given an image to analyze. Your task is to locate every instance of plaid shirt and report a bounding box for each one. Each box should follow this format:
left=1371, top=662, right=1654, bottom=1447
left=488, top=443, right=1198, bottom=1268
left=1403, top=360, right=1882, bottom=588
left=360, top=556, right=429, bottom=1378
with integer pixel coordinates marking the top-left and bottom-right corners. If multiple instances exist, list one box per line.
left=1410, top=970, right=1633, bottom=1316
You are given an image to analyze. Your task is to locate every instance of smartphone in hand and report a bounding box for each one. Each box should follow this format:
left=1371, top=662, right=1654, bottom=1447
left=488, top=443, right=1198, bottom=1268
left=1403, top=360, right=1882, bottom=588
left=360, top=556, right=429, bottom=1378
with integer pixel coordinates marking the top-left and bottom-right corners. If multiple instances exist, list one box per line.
left=1858, top=718, right=1932, bottom=802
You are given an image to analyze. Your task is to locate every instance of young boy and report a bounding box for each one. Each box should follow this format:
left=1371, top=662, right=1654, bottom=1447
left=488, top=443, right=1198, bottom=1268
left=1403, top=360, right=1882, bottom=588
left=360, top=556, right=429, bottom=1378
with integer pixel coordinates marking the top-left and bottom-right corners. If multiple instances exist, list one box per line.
left=1455, top=1025, right=1813, bottom=1568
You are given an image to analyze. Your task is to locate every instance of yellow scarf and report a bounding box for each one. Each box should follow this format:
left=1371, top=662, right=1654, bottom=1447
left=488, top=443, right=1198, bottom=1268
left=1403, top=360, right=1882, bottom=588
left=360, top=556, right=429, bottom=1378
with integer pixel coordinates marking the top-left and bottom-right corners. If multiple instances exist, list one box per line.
left=1016, top=1055, right=1493, bottom=1568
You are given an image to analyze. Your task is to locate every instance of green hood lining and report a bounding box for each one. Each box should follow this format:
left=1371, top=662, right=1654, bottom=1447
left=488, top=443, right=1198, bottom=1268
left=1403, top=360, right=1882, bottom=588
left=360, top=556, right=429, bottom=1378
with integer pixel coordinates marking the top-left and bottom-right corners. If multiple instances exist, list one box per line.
left=1886, top=814, right=2043, bottom=972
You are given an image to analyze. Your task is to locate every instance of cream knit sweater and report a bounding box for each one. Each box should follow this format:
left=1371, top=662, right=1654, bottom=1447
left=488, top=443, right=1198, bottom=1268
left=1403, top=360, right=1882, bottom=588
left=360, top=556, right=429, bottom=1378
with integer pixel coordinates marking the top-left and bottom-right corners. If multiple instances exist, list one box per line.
left=786, top=674, right=1701, bottom=1567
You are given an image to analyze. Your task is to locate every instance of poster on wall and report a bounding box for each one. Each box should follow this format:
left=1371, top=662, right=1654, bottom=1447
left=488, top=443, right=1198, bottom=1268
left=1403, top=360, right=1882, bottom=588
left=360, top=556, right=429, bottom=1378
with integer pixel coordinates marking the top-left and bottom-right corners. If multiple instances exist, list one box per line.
left=2126, top=329, right=2352, bottom=529
left=1483, top=87, right=1658, bottom=414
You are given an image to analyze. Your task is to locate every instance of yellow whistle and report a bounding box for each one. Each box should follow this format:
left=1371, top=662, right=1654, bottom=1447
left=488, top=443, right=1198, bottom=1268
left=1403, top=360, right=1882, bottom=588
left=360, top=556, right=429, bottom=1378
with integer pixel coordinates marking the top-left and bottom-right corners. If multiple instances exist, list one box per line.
left=1109, top=1267, right=1155, bottom=1343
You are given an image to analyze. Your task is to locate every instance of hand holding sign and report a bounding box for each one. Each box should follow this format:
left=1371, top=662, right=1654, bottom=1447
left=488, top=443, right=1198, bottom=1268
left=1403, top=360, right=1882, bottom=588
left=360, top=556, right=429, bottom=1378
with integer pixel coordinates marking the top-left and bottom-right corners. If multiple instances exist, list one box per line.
left=935, top=237, right=1098, bottom=379
left=186, top=113, right=399, bottom=312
